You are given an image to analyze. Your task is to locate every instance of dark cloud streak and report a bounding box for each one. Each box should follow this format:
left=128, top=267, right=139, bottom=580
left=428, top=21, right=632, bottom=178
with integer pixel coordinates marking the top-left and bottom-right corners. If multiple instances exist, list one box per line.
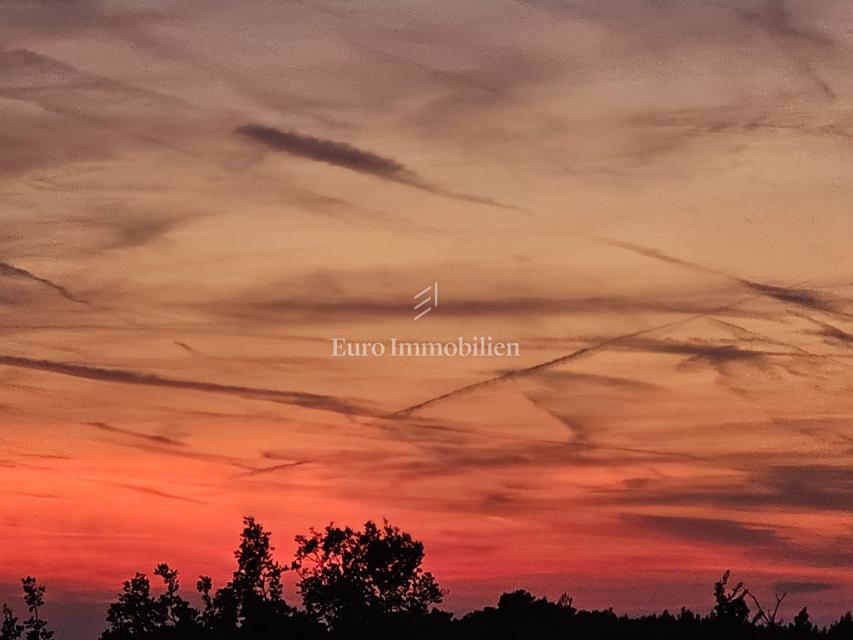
left=0, top=354, right=374, bottom=417
left=84, top=421, right=187, bottom=447
left=773, top=581, right=834, bottom=594
left=236, top=123, right=528, bottom=214
left=236, top=124, right=409, bottom=179
left=623, top=513, right=782, bottom=546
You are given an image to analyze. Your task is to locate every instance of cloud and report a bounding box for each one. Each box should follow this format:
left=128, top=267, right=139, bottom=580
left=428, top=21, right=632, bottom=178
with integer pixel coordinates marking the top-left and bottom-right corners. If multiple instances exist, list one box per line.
left=384, top=439, right=680, bottom=483
left=173, top=341, right=199, bottom=354
left=214, top=294, right=754, bottom=323
left=236, top=123, right=527, bottom=213
left=616, top=337, right=773, bottom=361
left=381, top=309, right=758, bottom=420
left=622, top=513, right=853, bottom=568
left=518, top=0, right=835, bottom=101
left=588, top=235, right=847, bottom=316
left=607, top=465, right=853, bottom=514
left=84, top=421, right=187, bottom=447
left=623, top=513, right=783, bottom=546
left=522, top=386, right=709, bottom=463
left=773, top=581, right=835, bottom=594
left=673, top=346, right=782, bottom=382
left=96, top=439, right=266, bottom=474
left=0, top=354, right=374, bottom=417
left=0, top=47, right=214, bottom=184
left=744, top=282, right=842, bottom=315
left=720, top=0, right=836, bottom=98
left=0, top=262, right=89, bottom=305
left=727, top=0, right=830, bottom=46
left=762, top=465, right=853, bottom=512
left=239, top=461, right=310, bottom=477
left=85, top=480, right=206, bottom=505
left=807, top=319, right=853, bottom=345
left=236, top=124, right=409, bottom=179
left=531, top=370, right=663, bottom=393
left=87, top=209, right=195, bottom=252
left=16, top=452, right=72, bottom=461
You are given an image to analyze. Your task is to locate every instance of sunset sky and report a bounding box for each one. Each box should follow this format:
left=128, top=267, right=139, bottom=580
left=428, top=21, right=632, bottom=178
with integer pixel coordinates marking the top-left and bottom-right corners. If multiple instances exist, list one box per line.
left=2, top=0, right=853, bottom=637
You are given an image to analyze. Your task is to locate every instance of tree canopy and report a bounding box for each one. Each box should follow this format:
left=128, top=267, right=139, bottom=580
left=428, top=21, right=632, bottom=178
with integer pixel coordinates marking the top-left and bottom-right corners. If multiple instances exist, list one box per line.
left=291, top=519, right=443, bottom=629
left=3, top=516, right=853, bottom=640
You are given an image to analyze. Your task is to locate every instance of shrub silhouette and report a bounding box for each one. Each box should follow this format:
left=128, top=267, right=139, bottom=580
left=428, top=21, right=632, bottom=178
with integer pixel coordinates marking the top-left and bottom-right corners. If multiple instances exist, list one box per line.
left=8, top=518, right=853, bottom=639
left=456, top=589, right=576, bottom=639
left=791, top=607, right=814, bottom=638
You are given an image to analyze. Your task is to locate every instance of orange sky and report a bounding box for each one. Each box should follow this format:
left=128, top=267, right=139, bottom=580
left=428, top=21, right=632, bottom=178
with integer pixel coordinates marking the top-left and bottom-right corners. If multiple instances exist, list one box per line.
left=2, top=1, right=853, bottom=637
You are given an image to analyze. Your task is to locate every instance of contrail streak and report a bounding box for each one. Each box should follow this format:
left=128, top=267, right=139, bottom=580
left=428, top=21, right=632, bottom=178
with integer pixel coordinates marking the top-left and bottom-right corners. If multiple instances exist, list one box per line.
left=381, top=296, right=761, bottom=421
left=586, top=235, right=846, bottom=316
left=382, top=231, right=839, bottom=421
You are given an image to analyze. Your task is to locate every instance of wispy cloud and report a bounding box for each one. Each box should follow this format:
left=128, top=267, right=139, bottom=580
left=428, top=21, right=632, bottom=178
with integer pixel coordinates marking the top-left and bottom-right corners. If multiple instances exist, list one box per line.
left=381, top=311, right=722, bottom=420
left=209, top=293, right=753, bottom=323
left=588, top=236, right=847, bottom=316
left=173, top=340, right=199, bottom=354
left=806, top=319, right=853, bottom=346
left=608, top=464, right=853, bottom=514
left=720, top=0, right=836, bottom=99
left=0, top=354, right=374, bottom=417
left=84, top=421, right=187, bottom=448
left=773, top=581, right=835, bottom=594
left=236, top=124, right=409, bottom=179
left=622, top=512, right=853, bottom=569
left=84, top=480, right=207, bottom=505
left=236, top=123, right=528, bottom=213
left=380, top=279, right=840, bottom=421
left=239, top=461, right=310, bottom=477
left=0, top=262, right=88, bottom=305
left=623, top=513, right=783, bottom=546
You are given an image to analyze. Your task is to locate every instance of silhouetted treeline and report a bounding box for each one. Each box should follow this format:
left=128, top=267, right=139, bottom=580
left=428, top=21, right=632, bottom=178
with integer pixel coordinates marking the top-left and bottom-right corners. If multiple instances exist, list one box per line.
left=3, top=517, right=853, bottom=640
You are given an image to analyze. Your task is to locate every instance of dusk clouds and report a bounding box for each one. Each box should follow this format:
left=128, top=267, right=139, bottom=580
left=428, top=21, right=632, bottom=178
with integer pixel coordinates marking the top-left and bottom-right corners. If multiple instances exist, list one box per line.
left=1, top=0, right=853, bottom=637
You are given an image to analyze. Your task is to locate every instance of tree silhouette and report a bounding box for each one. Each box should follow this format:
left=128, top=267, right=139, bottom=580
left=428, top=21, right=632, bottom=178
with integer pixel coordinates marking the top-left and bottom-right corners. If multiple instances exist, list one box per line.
left=20, top=579, right=52, bottom=640
left=749, top=590, right=787, bottom=627
left=791, top=607, right=814, bottom=638
left=712, top=570, right=751, bottom=625
left=24, top=517, right=853, bottom=639
left=196, top=516, right=321, bottom=639
left=102, top=572, right=159, bottom=639
left=0, top=578, right=52, bottom=640
left=1, top=604, right=23, bottom=640
left=458, top=589, right=577, bottom=639
left=195, top=577, right=215, bottom=632
left=153, top=565, right=197, bottom=631
left=292, top=519, right=443, bottom=630
left=101, top=565, right=196, bottom=640
left=826, top=612, right=853, bottom=639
